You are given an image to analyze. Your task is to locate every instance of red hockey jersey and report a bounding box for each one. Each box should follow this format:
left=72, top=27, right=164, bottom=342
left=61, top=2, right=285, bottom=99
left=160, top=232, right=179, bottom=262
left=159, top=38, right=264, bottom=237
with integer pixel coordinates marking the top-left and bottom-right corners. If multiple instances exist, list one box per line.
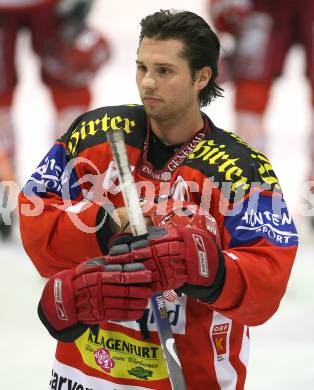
left=19, top=105, right=298, bottom=389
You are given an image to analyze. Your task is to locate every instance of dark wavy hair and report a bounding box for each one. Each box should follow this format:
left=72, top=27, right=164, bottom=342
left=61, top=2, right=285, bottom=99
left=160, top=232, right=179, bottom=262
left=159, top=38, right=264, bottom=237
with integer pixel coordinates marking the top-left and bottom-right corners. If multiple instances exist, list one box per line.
left=139, top=9, right=224, bottom=107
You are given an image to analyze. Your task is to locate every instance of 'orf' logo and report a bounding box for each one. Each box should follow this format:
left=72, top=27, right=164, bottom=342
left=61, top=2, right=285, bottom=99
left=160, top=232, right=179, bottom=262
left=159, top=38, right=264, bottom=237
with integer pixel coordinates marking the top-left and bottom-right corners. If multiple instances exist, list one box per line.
left=212, top=323, right=229, bottom=357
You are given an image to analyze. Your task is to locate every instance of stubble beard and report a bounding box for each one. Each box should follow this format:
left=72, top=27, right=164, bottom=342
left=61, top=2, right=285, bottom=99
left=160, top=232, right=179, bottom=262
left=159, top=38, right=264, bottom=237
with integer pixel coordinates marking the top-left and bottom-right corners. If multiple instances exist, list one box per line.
left=143, top=101, right=167, bottom=121
left=144, top=99, right=185, bottom=123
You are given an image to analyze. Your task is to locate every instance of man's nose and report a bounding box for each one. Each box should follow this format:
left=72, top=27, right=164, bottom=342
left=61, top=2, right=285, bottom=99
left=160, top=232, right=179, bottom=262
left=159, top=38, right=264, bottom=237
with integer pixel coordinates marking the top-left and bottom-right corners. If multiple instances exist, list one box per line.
left=142, top=73, right=156, bottom=89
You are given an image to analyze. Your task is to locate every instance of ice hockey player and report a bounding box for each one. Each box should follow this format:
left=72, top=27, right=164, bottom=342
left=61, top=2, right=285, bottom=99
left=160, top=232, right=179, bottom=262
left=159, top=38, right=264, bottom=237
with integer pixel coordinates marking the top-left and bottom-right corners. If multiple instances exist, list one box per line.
left=19, top=9, right=298, bottom=389
left=0, top=0, right=110, bottom=239
left=209, top=0, right=314, bottom=228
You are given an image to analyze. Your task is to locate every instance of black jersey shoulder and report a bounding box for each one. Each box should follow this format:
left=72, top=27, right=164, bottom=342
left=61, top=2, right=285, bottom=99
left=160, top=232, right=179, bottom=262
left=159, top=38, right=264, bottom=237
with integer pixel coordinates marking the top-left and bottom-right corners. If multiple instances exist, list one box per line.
left=59, top=105, right=148, bottom=157
left=186, top=119, right=281, bottom=198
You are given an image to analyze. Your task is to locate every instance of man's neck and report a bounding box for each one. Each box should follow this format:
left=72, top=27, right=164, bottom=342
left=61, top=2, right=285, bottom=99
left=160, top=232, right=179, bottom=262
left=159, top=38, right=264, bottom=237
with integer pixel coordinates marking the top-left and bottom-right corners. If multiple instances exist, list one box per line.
left=150, top=109, right=204, bottom=146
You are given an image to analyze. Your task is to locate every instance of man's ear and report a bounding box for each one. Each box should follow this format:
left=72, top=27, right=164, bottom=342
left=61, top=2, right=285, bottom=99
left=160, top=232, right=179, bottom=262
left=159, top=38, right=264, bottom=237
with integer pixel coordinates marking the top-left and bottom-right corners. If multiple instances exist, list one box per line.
left=196, top=66, right=212, bottom=91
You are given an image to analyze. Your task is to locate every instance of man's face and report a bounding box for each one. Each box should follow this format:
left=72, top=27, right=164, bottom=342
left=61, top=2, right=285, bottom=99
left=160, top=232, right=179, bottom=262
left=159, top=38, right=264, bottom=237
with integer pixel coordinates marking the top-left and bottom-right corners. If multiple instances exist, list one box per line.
left=136, top=38, right=201, bottom=121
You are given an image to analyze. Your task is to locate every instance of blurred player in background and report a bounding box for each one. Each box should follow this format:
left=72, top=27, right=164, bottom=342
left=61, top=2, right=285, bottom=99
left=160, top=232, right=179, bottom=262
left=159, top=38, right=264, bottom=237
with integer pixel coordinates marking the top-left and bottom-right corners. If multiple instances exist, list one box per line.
left=209, top=0, right=314, bottom=227
left=0, top=0, right=110, bottom=239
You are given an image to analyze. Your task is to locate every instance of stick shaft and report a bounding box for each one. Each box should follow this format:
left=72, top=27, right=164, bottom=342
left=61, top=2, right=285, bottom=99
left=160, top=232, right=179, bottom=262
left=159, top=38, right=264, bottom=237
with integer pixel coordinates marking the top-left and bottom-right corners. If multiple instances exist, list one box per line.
left=106, top=128, right=186, bottom=390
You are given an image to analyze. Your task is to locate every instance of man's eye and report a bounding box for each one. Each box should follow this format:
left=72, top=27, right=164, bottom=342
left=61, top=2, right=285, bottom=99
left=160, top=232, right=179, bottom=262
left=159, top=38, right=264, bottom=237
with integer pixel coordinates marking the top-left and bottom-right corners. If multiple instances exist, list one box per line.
left=137, top=65, right=147, bottom=72
left=159, top=67, right=170, bottom=74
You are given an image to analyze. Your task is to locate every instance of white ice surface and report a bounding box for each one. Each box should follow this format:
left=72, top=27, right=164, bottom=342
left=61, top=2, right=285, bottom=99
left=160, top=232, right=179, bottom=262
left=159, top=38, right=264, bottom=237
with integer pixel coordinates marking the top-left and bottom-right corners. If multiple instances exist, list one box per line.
left=1, top=1, right=314, bottom=389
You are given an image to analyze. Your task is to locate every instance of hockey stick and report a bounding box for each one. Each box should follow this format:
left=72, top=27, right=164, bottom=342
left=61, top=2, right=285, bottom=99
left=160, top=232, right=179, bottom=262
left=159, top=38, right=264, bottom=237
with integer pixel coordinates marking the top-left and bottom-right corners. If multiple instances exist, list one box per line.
left=106, top=128, right=186, bottom=390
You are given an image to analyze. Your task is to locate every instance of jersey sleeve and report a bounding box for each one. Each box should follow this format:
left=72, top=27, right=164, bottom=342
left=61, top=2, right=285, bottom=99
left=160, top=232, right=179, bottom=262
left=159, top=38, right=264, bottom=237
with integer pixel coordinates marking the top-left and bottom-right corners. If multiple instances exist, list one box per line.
left=18, top=113, right=110, bottom=277
left=210, top=152, right=298, bottom=326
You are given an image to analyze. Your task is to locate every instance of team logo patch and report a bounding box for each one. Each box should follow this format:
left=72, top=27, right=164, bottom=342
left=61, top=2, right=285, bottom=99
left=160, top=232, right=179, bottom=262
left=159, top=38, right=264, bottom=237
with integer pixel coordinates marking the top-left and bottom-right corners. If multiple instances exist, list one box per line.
left=212, top=323, right=229, bottom=358
left=25, top=144, right=81, bottom=199
left=225, top=192, right=298, bottom=247
left=128, top=366, right=153, bottom=380
left=75, top=328, right=169, bottom=381
left=94, top=348, right=115, bottom=373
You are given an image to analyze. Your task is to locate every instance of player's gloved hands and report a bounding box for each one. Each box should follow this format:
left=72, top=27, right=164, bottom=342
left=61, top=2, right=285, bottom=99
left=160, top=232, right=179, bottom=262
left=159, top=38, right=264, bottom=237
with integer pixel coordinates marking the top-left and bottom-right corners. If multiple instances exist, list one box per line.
left=105, top=226, right=225, bottom=301
left=38, top=258, right=152, bottom=342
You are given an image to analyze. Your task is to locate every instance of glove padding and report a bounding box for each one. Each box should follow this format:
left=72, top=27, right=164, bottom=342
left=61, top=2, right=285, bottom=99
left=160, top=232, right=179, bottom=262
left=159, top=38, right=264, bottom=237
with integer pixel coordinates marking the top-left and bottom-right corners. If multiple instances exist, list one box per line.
left=105, top=226, right=221, bottom=295
left=39, top=258, right=153, bottom=338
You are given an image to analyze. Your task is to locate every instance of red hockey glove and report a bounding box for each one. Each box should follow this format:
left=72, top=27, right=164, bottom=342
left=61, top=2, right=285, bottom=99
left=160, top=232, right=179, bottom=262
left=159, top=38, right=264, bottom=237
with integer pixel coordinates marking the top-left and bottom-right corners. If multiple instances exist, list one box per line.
left=210, top=0, right=251, bottom=35
left=105, top=226, right=224, bottom=301
left=38, top=258, right=152, bottom=342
